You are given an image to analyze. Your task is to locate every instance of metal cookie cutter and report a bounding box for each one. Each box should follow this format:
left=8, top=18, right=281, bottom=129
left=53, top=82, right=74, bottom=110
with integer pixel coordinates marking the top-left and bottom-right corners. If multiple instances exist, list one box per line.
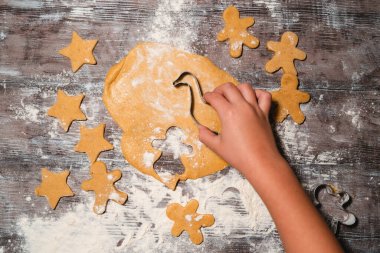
left=312, top=184, right=356, bottom=234
left=172, top=72, right=206, bottom=125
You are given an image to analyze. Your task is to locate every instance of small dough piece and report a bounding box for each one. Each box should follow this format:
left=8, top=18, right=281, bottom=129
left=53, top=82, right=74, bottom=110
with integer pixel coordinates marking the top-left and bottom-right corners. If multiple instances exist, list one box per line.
left=81, top=161, right=128, bottom=214
left=47, top=89, right=86, bottom=132
left=35, top=168, right=74, bottom=209
left=59, top=31, right=98, bottom=72
left=217, top=6, right=259, bottom=58
left=271, top=74, right=311, bottom=124
left=265, top=31, right=306, bottom=75
left=74, top=123, right=113, bottom=164
left=103, top=42, right=238, bottom=190
left=166, top=199, right=215, bottom=245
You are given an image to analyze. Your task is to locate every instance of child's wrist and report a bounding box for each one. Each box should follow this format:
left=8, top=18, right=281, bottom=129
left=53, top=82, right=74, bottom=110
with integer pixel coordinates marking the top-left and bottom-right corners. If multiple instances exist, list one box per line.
left=239, top=152, right=288, bottom=183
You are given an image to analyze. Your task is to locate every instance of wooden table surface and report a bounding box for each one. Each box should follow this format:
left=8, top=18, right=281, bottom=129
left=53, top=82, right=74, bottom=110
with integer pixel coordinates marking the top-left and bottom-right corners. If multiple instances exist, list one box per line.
left=0, top=0, right=379, bottom=252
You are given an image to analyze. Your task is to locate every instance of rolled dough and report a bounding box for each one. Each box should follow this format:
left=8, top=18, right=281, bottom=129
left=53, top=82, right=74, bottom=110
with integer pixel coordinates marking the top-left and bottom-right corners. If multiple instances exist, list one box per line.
left=103, top=42, right=239, bottom=189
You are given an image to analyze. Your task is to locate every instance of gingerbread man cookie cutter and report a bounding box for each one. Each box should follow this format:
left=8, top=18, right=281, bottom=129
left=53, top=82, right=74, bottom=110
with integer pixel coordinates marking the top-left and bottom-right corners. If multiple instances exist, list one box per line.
left=312, top=184, right=356, bottom=234
left=166, top=199, right=215, bottom=245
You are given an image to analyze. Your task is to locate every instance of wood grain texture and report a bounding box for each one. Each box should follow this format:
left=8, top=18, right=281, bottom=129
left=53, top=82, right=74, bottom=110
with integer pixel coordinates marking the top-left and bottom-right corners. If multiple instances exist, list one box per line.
left=0, top=0, right=379, bottom=252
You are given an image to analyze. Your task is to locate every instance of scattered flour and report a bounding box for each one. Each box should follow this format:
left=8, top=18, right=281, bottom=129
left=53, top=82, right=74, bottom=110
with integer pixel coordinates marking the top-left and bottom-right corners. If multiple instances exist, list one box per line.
left=17, top=201, right=114, bottom=253
left=143, top=152, right=155, bottom=168
left=0, top=66, right=21, bottom=77
left=315, top=151, right=344, bottom=165
left=0, top=31, right=6, bottom=41
left=145, top=0, right=200, bottom=51
left=15, top=169, right=280, bottom=252
left=346, top=109, right=361, bottom=129
left=38, top=12, right=65, bottom=22
left=109, top=192, right=121, bottom=202
left=9, top=100, right=42, bottom=124
left=6, top=0, right=43, bottom=9
left=320, top=0, right=354, bottom=30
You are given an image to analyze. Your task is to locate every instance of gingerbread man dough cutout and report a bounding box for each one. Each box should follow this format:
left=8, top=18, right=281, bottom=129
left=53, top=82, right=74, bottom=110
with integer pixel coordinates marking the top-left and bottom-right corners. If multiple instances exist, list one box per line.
left=74, top=123, right=114, bottom=164
left=166, top=199, right=215, bottom=245
left=35, top=168, right=74, bottom=209
left=59, top=31, right=98, bottom=72
left=271, top=74, right=311, bottom=124
left=217, top=5, right=259, bottom=58
left=47, top=89, right=86, bottom=132
left=81, top=161, right=128, bottom=214
left=265, top=31, right=306, bottom=75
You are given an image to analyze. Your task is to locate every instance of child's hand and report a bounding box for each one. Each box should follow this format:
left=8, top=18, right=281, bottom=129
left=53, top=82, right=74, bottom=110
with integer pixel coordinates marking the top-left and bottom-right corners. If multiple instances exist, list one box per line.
left=199, top=83, right=281, bottom=174
left=199, top=83, right=343, bottom=253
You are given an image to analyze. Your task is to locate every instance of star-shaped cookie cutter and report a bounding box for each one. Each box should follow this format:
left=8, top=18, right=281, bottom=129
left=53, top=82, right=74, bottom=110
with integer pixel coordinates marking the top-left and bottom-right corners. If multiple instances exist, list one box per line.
left=312, top=184, right=356, bottom=234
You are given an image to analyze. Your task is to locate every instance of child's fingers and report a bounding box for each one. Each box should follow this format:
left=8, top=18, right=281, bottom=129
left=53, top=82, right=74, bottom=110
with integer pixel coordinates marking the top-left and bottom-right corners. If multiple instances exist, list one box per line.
left=237, top=83, right=257, bottom=107
left=204, top=92, right=229, bottom=115
left=198, top=124, right=221, bottom=153
left=213, top=83, right=243, bottom=104
left=255, top=90, right=272, bottom=116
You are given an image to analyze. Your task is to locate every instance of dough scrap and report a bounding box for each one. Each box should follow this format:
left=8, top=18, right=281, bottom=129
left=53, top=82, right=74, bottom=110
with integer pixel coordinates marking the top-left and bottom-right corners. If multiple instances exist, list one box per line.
left=74, top=123, right=114, bottom=164
left=59, top=31, right=98, bottom=72
left=47, top=89, right=86, bottom=132
left=166, top=199, right=215, bottom=245
left=35, top=168, right=74, bottom=209
left=265, top=31, right=306, bottom=75
left=81, top=161, right=128, bottom=214
left=217, top=5, right=259, bottom=58
left=103, top=42, right=238, bottom=190
left=270, top=74, right=311, bottom=124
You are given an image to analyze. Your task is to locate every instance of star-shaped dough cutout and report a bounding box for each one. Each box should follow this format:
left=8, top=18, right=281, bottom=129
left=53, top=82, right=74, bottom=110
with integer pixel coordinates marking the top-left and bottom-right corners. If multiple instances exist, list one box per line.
left=35, top=168, right=74, bottom=209
left=81, top=161, right=128, bottom=214
left=217, top=5, right=259, bottom=58
left=265, top=31, right=306, bottom=75
left=166, top=199, right=215, bottom=245
left=74, top=123, right=114, bottom=164
left=59, top=31, right=98, bottom=72
left=271, top=74, right=311, bottom=124
left=47, top=89, right=86, bottom=132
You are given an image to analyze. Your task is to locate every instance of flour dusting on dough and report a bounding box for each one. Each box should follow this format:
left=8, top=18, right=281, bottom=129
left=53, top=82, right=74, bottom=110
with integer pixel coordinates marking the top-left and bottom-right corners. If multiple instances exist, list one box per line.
left=152, top=127, right=192, bottom=159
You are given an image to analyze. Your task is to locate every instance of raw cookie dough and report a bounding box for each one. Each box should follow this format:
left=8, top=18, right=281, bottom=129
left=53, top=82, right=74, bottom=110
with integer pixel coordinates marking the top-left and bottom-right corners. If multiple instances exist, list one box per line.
left=271, top=74, right=311, bottom=124
left=81, top=161, right=128, bottom=214
left=35, top=168, right=74, bottom=209
left=59, top=31, right=98, bottom=73
left=47, top=89, right=86, bottom=132
left=103, top=42, right=238, bottom=190
left=166, top=199, right=215, bottom=245
left=265, top=31, right=306, bottom=75
left=217, top=5, right=259, bottom=58
left=74, top=123, right=113, bottom=164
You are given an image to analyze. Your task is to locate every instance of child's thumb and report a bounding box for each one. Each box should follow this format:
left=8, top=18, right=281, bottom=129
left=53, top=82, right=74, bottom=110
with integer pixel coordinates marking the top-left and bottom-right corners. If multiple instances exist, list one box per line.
left=198, top=125, right=221, bottom=152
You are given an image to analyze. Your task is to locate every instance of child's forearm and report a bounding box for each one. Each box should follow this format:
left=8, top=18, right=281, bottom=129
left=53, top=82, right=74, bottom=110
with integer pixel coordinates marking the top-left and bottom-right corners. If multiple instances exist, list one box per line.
left=243, top=155, right=344, bottom=253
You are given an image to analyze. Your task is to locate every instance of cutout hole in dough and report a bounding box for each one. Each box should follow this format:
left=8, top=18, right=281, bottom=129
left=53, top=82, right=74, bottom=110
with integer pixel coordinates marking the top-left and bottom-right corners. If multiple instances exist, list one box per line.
left=152, top=126, right=193, bottom=181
